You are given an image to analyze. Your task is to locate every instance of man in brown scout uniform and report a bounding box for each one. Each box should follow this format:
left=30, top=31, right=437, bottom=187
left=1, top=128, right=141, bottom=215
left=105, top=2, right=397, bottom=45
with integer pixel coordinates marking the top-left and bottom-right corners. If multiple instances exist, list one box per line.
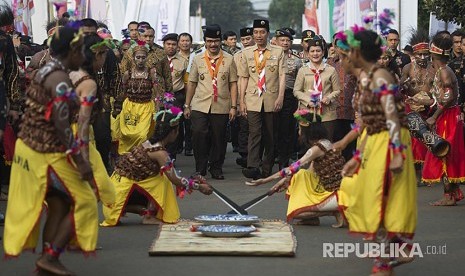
left=234, top=27, right=255, bottom=168
left=163, top=33, right=190, bottom=158
left=184, top=25, right=238, bottom=179
left=275, top=28, right=301, bottom=169
left=120, top=24, right=173, bottom=99
left=238, top=19, right=287, bottom=179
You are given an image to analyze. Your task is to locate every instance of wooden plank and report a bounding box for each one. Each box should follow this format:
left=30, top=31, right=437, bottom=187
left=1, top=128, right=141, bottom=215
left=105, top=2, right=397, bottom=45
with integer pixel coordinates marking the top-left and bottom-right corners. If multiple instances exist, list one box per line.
left=148, top=220, right=297, bottom=256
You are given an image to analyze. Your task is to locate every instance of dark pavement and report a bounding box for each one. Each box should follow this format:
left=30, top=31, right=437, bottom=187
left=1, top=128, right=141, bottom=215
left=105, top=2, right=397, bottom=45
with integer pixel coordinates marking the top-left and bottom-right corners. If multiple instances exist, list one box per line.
left=1, top=147, right=465, bottom=276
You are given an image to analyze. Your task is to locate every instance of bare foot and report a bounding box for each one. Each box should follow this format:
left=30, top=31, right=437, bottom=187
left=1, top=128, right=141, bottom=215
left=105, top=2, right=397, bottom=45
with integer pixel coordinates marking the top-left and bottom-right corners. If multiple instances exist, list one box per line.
left=429, top=195, right=456, bottom=206
left=142, top=215, right=162, bottom=225
left=331, top=212, right=345, bottom=228
left=294, top=217, right=320, bottom=226
left=36, top=255, right=74, bottom=275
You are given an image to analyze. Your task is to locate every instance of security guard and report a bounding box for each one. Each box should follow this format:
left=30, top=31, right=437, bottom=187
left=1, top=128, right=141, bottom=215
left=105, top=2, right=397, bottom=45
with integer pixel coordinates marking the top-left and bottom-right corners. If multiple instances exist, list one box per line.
left=162, top=33, right=191, bottom=157
left=274, top=28, right=301, bottom=169
left=299, top=29, right=316, bottom=60
left=184, top=25, right=238, bottom=179
left=234, top=27, right=255, bottom=168
left=222, top=31, right=241, bottom=55
left=238, top=19, right=287, bottom=179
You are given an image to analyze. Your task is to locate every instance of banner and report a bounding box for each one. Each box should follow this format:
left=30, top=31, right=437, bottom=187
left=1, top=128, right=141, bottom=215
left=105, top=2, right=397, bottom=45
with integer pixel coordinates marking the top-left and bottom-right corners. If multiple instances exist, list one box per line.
left=156, top=0, right=190, bottom=44
left=12, top=0, right=34, bottom=36
left=303, top=0, right=319, bottom=34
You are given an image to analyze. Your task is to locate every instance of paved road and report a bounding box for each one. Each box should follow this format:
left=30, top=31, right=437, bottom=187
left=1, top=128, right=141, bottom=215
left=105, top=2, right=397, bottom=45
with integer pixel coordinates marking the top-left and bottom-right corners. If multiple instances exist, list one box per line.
left=1, top=148, right=465, bottom=276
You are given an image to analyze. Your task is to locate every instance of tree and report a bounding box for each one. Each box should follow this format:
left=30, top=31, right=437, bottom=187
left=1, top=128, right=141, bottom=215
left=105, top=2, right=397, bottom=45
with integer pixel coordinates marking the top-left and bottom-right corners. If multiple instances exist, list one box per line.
left=424, top=0, right=465, bottom=26
left=268, top=0, right=303, bottom=35
left=190, top=0, right=257, bottom=35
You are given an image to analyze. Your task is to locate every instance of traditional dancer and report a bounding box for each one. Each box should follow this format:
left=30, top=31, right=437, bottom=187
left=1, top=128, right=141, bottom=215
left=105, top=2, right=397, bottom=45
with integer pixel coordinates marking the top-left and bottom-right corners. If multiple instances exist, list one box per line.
left=101, top=109, right=213, bottom=226
left=421, top=31, right=465, bottom=205
left=115, top=41, right=156, bottom=154
left=3, top=26, right=99, bottom=275
left=248, top=111, right=345, bottom=227
left=340, top=27, right=417, bottom=276
left=69, top=33, right=116, bottom=209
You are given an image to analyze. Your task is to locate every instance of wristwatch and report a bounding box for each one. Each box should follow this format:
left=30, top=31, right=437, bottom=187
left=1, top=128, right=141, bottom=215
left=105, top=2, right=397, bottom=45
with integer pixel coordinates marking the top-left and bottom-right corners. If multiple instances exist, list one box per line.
left=183, top=104, right=190, bottom=109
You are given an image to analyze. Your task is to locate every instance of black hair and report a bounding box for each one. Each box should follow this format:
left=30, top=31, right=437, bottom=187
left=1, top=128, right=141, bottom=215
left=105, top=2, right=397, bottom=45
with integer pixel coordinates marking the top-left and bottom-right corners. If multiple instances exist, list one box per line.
left=149, top=112, right=179, bottom=143
left=178, top=32, right=192, bottom=42
left=45, top=17, right=69, bottom=33
left=451, top=30, right=464, bottom=38
left=0, top=2, right=14, bottom=27
left=408, top=28, right=430, bottom=46
left=62, top=12, right=70, bottom=19
left=387, top=29, right=399, bottom=36
left=81, top=33, right=104, bottom=114
left=223, top=31, right=237, bottom=40
left=49, top=26, right=80, bottom=57
left=354, top=30, right=383, bottom=62
left=81, top=18, right=98, bottom=28
left=128, top=21, right=138, bottom=28
left=432, top=31, right=453, bottom=62
left=138, top=21, right=151, bottom=28
left=298, top=113, right=328, bottom=147
left=97, top=21, right=108, bottom=29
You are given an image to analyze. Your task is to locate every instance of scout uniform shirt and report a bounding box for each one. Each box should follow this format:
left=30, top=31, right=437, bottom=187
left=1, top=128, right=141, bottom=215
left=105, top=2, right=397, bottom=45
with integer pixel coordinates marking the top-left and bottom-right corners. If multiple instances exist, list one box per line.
left=293, top=63, right=341, bottom=122
left=189, top=50, right=238, bottom=114
left=238, top=44, right=287, bottom=112
left=168, top=52, right=189, bottom=92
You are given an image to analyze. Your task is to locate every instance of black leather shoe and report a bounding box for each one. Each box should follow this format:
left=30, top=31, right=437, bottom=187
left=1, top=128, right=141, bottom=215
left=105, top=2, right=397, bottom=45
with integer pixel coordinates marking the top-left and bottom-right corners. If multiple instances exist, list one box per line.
left=210, top=170, right=225, bottom=180
left=184, top=149, right=193, bottom=156
left=242, top=167, right=261, bottom=180
left=235, top=157, right=247, bottom=168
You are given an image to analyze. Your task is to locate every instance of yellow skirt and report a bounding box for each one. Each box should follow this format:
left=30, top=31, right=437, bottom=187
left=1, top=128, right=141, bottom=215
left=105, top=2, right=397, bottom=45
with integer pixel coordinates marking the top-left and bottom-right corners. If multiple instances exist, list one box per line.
left=70, top=123, right=115, bottom=208
left=118, top=99, right=155, bottom=154
left=100, top=172, right=180, bottom=226
left=342, top=129, right=417, bottom=239
left=286, top=169, right=338, bottom=221
left=110, top=114, right=121, bottom=142
left=3, top=139, right=98, bottom=256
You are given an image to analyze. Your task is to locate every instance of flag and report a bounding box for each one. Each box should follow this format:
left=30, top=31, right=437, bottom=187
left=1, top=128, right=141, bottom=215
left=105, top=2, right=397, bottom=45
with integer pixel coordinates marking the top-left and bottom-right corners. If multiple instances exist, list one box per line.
left=27, top=0, right=34, bottom=14
left=304, top=0, right=319, bottom=34
left=332, top=0, right=345, bottom=34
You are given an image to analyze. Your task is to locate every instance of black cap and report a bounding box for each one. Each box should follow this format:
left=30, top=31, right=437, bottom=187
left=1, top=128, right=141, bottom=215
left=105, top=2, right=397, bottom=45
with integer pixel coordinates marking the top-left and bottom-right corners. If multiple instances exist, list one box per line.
left=307, top=37, right=323, bottom=47
left=253, top=19, right=270, bottom=32
left=162, top=33, right=178, bottom=42
left=302, top=29, right=316, bottom=41
left=281, top=27, right=296, bottom=36
left=204, top=25, right=222, bottom=39
left=240, top=27, right=253, bottom=37
left=403, top=44, right=413, bottom=52
left=275, top=29, right=293, bottom=40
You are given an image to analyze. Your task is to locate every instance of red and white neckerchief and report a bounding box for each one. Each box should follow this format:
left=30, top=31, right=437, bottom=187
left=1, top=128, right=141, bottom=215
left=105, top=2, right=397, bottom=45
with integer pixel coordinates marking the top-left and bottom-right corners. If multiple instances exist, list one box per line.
left=204, top=51, right=224, bottom=102
left=168, top=56, right=174, bottom=72
left=254, top=49, right=270, bottom=97
left=309, top=63, right=326, bottom=114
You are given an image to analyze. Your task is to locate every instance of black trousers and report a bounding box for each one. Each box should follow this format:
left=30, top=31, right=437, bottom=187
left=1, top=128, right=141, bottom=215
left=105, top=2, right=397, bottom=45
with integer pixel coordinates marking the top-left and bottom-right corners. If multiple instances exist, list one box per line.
left=247, top=108, right=277, bottom=175
left=191, top=110, right=229, bottom=174
left=237, top=115, right=249, bottom=157
left=276, top=89, right=298, bottom=167
left=92, top=112, right=112, bottom=172
left=333, top=119, right=356, bottom=161
left=172, top=89, right=192, bottom=152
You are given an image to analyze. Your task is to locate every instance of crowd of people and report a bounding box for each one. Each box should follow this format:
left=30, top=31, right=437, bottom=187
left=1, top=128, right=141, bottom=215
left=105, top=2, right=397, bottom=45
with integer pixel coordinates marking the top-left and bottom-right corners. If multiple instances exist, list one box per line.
left=1, top=2, right=465, bottom=275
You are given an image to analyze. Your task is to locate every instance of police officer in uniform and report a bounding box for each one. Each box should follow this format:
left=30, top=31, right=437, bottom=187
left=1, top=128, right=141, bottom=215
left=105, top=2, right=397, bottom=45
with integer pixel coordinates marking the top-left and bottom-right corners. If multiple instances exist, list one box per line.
left=234, top=27, right=255, bottom=168
left=238, top=19, right=287, bottom=179
left=162, top=33, right=191, bottom=158
left=299, top=29, right=316, bottom=60
left=274, top=28, right=301, bottom=169
left=386, top=29, right=411, bottom=78
left=184, top=25, right=238, bottom=179
left=448, top=34, right=465, bottom=107
left=222, top=31, right=241, bottom=55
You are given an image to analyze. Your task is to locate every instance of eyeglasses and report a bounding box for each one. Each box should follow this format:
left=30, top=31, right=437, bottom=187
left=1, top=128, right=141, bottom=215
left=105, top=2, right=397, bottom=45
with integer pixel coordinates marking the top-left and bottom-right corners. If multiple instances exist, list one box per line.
left=205, top=40, right=221, bottom=45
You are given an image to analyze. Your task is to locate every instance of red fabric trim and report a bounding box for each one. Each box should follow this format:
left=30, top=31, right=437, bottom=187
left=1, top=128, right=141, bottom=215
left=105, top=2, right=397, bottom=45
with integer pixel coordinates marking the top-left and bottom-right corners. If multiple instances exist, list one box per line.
left=286, top=191, right=337, bottom=222
left=412, top=43, right=428, bottom=53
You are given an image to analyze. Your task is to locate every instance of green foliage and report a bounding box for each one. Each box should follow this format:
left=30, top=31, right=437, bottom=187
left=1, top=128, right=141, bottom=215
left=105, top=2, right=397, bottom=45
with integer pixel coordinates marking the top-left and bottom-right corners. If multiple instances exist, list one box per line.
left=424, top=0, right=465, bottom=26
left=417, top=1, right=430, bottom=32
left=268, top=0, right=303, bottom=35
left=189, top=0, right=257, bottom=35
